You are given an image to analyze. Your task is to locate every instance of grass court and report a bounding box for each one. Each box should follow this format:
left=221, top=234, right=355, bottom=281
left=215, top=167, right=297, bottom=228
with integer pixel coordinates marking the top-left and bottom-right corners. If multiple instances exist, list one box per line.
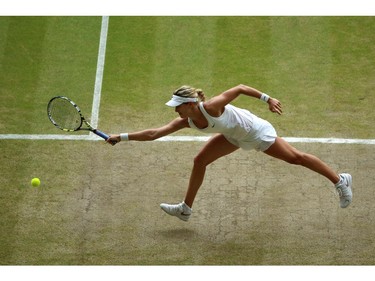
left=0, top=16, right=374, bottom=265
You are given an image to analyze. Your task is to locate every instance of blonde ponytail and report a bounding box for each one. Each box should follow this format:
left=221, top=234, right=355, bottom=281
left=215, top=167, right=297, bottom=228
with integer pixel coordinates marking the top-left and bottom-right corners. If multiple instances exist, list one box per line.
left=196, top=89, right=206, bottom=102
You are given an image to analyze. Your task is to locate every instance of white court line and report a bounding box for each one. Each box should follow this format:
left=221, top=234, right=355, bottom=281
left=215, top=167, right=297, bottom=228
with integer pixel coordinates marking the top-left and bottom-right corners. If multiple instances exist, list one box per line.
left=0, top=134, right=375, bottom=145
left=0, top=134, right=92, bottom=141
left=158, top=136, right=375, bottom=145
left=282, top=137, right=375, bottom=145
left=90, top=16, right=109, bottom=133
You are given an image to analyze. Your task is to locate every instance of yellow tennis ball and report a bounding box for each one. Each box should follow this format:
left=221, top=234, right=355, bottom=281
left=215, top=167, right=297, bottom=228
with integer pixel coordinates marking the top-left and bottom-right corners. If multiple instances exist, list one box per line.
left=31, top=178, right=41, bottom=187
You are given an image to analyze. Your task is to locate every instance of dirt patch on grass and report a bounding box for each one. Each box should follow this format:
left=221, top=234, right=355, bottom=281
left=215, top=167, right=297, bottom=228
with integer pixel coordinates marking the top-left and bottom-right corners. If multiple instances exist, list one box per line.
left=2, top=140, right=374, bottom=264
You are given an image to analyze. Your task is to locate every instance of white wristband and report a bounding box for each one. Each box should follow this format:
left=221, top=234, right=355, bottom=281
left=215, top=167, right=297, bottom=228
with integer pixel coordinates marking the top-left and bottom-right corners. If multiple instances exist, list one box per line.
left=120, top=133, right=129, bottom=141
left=260, top=93, right=270, bottom=103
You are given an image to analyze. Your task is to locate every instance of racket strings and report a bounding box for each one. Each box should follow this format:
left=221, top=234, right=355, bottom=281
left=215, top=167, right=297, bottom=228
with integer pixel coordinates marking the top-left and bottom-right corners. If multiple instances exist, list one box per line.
left=48, top=98, right=82, bottom=131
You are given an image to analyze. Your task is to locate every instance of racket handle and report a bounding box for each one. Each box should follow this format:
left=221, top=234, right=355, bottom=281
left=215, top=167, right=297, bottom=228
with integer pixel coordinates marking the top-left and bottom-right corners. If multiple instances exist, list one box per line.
left=94, top=129, right=117, bottom=145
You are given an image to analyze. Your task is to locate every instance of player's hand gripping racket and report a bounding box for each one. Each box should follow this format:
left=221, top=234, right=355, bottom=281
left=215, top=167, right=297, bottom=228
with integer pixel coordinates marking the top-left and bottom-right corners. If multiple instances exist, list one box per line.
left=47, top=96, right=117, bottom=145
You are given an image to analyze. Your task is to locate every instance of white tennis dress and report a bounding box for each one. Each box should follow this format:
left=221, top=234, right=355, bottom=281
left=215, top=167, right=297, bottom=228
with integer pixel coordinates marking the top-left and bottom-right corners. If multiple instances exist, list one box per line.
left=188, top=102, right=277, bottom=151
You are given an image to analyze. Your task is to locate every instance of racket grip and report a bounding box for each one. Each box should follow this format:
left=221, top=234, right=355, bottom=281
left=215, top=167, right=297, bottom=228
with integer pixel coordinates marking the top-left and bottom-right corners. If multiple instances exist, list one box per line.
left=94, top=129, right=117, bottom=145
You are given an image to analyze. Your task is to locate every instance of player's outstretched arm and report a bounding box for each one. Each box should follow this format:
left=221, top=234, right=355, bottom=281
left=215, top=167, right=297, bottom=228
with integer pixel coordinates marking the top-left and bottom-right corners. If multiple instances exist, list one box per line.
left=106, top=117, right=189, bottom=143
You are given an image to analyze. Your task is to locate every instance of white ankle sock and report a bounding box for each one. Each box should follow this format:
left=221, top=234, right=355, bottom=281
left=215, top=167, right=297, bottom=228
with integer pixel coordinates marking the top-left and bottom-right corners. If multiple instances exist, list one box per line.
left=182, top=202, right=192, bottom=213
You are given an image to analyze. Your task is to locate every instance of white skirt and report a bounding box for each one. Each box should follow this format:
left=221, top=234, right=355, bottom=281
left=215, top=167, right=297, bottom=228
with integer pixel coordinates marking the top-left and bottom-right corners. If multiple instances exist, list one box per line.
left=224, top=118, right=277, bottom=152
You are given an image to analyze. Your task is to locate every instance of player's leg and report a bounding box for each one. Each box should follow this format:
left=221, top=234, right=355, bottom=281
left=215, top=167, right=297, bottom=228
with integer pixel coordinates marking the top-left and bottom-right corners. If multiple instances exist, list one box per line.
left=263, top=137, right=339, bottom=183
left=263, top=137, right=352, bottom=207
left=160, top=134, right=239, bottom=221
left=184, top=134, right=239, bottom=207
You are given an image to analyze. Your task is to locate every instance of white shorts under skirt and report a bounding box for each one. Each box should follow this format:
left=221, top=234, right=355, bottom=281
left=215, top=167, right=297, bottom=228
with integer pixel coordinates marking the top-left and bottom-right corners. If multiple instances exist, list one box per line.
left=224, top=119, right=277, bottom=152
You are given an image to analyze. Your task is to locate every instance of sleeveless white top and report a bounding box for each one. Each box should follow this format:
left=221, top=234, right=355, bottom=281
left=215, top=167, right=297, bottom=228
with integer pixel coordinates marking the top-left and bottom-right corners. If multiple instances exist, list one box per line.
left=188, top=102, right=277, bottom=151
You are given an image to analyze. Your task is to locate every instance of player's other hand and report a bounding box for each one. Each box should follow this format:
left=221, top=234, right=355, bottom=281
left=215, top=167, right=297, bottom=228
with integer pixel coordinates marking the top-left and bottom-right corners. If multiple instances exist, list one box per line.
left=268, top=98, right=282, bottom=115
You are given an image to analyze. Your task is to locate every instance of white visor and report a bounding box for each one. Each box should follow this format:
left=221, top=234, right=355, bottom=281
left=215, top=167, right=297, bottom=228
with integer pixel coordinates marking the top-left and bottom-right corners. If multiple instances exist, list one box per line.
left=165, top=95, right=198, bottom=107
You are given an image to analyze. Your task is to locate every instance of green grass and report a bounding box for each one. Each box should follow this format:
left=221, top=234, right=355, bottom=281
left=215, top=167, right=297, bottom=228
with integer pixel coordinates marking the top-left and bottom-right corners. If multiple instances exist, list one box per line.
left=1, top=17, right=374, bottom=137
left=100, top=17, right=375, bottom=138
left=1, top=16, right=375, bottom=265
left=0, top=16, right=101, bottom=134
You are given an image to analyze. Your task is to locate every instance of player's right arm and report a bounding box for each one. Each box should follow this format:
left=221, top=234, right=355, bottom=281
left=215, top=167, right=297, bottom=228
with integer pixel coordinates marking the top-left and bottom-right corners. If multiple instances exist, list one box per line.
left=205, top=84, right=282, bottom=116
left=107, top=117, right=189, bottom=143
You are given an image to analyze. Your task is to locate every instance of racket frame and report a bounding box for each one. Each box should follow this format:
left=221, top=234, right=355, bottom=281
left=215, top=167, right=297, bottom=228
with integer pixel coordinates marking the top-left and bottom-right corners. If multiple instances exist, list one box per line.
left=47, top=96, right=111, bottom=141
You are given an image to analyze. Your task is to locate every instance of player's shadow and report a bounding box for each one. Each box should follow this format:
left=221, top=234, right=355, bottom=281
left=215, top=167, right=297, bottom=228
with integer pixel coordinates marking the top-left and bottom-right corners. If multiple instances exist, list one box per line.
left=157, top=228, right=197, bottom=240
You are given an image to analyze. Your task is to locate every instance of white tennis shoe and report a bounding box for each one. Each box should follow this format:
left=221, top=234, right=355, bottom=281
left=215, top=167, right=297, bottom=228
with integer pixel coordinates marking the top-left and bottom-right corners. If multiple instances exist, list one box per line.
left=335, top=173, right=353, bottom=208
left=160, top=201, right=192, bottom=222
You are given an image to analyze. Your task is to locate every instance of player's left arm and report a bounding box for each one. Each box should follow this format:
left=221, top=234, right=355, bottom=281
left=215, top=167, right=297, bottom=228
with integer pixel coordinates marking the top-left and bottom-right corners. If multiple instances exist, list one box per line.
left=204, top=84, right=282, bottom=115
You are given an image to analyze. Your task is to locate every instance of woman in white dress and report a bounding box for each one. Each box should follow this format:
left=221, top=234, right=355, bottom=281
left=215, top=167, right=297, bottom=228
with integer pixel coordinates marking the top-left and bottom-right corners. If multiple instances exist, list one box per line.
left=107, top=84, right=353, bottom=222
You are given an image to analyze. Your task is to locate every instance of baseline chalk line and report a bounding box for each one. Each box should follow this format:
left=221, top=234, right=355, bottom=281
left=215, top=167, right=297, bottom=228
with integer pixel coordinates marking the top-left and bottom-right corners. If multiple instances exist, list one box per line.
left=0, top=134, right=374, bottom=145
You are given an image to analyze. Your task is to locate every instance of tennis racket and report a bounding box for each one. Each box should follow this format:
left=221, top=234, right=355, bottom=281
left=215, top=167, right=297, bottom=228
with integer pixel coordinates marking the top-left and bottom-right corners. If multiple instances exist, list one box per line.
left=47, top=96, right=117, bottom=145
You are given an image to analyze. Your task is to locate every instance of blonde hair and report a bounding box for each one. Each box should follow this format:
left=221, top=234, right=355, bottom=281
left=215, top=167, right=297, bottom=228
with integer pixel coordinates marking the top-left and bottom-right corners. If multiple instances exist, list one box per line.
left=173, top=85, right=206, bottom=102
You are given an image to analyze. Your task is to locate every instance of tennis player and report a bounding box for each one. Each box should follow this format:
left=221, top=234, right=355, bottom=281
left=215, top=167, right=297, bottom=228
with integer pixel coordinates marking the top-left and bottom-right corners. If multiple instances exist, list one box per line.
left=107, top=84, right=353, bottom=221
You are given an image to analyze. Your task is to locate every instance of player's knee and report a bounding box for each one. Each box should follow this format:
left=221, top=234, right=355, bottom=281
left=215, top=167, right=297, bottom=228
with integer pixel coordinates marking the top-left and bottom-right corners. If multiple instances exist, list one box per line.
left=193, top=154, right=209, bottom=168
